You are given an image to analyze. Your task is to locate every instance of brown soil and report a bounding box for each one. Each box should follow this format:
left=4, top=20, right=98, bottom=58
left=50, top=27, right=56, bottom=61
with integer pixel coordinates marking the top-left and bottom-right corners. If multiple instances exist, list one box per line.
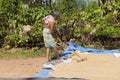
left=0, top=54, right=120, bottom=80
left=0, top=57, right=46, bottom=78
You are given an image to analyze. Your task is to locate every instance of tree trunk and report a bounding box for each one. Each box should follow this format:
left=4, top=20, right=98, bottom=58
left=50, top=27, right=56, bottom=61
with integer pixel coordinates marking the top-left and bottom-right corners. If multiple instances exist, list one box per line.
left=49, top=0, right=53, bottom=9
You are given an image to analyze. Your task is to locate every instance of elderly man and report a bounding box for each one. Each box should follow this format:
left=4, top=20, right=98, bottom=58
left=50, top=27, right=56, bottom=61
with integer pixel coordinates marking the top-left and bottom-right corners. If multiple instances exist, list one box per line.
left=42, top=12, right=60, bottom=62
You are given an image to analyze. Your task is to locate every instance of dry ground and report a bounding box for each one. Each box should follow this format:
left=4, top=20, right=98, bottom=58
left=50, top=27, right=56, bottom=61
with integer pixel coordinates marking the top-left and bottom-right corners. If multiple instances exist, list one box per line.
left=0, top=57, right=46, bottom=78
left=0, top=54, right=120, bottom=80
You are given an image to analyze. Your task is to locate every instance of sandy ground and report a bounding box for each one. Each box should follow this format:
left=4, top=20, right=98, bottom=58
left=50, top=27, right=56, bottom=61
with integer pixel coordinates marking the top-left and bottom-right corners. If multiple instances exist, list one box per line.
left=0, top=54, right=120, bottom=80
left=50, top=54, right=120, bottom=80
left=0, top=57, right=46, bottom=78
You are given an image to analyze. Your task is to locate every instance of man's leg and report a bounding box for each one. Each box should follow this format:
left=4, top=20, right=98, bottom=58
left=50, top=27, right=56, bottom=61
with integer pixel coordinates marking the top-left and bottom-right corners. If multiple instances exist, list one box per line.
left=53, top=47, right=60, bottom=60
left=46, top=48, right=51, bottom=62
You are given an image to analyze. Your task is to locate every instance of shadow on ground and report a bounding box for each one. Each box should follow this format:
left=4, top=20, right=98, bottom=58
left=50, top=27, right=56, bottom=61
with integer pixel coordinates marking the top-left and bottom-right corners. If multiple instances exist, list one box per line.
left=0, top=78, right=88, bottom=80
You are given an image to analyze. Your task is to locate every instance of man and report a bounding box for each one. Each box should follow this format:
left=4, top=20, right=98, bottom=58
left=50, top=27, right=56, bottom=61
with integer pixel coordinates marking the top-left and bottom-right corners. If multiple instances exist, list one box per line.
left=42, top=12, right=60, bottom=62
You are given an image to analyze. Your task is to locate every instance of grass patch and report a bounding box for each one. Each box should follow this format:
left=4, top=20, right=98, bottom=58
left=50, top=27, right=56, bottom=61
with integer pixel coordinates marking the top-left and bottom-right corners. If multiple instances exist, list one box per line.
left=0, top=47, right=47, bottom=59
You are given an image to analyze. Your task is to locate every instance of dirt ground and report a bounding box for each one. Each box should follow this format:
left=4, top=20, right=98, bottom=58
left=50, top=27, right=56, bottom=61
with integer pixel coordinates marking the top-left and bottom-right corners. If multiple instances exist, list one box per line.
left=0, top=54, right=120, bottom=80
left=0, top=57, right=46, bottom=78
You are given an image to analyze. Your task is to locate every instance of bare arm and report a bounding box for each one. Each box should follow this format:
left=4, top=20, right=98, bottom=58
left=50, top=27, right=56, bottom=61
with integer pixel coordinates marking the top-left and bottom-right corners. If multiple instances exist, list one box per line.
left=48, top=21, right=56, bottom=38
left=49, top=21, right=54, bottom=34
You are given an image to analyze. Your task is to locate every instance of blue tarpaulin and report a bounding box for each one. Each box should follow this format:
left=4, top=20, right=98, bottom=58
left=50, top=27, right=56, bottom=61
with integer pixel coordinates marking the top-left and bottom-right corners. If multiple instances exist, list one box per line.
left=33, top=68, right=54, bottom=78
left=34, top=41, right=120, bottom=78
left=63, top=42, right=120, bottom=57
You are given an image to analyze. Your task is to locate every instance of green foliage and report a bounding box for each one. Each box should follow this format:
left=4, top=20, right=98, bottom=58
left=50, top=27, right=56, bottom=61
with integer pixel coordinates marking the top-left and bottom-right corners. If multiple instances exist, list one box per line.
left=0, top=0, right=50, bottom=47
left=78, top=1, right=120, bottom=49
left=0, top=0, right=22, bottom=26
left=0, top=0, right=120, bottom=49
left=0, top=0, right=23, bottom=47
left=53, top=0, right=120, bottom=49
left=53, top=0, right=80, bottom=41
